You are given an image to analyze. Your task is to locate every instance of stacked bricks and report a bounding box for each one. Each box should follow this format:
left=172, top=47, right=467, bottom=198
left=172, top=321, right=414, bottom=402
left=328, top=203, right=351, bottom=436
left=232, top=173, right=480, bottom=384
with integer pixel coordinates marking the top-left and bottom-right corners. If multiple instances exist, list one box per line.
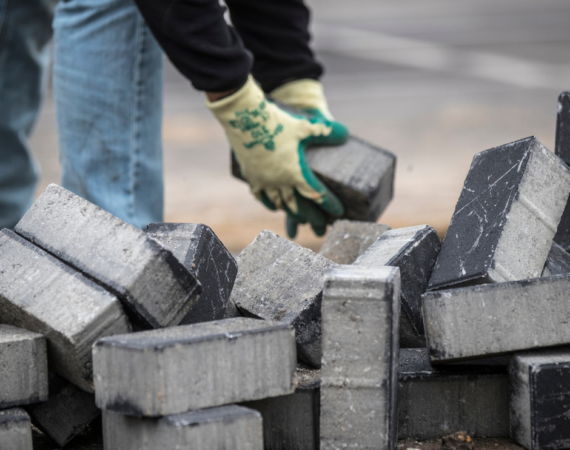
left=146, top=223, right=239, bottom=323
left=320, top=266, right=400, bottom=449
left=354, top=225, right=441, bottom=348
left=15, top=184, right=201, bottom=329
left=230, top=230, right=337, bottom=367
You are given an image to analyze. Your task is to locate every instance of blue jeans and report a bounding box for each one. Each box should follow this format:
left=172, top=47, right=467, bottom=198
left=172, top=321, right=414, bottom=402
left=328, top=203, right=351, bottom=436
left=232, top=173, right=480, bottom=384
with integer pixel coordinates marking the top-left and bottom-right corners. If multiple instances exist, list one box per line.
left=0, top=0, right=55, bottom=229
left=53, top=0, right=164, bottom=229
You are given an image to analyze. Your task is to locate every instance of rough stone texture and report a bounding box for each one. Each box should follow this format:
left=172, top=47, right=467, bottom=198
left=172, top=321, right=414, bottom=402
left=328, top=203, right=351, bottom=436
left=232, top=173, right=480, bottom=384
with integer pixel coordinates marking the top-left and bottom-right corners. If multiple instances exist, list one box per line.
left=398, top=348, right=509, bottom=439
left=146, top=223, right=239, bottom=323
left=243, top=366, right=320, bottom=450
left=15, top=184, right=201, bottom=329
left=355, top=225, right=441, bottom=348
left=423, top=275, right=570, bottom=363
left=0, top=408, right=33, bottom=450
left=554, top=94, right=570, bottom=252
left=26, top=372, right=100, bottom=447
left=428, top=137, right=570, bottom=291
left=320, top=266, right=400, bottom=450
left=0, top=324, right=48, bottom=408
left=510, top=348, right=570, bottom=450
left=231, top=230, right=337, bottom=367
left=542, top=241, right=570, bottom=276
left=319, top=220, right=391, bottom=264
left=94, top=317, right=296, bottom=416
left=0, top=229, right=130, bottom=392
left=103, top=405, right=263, bottom=450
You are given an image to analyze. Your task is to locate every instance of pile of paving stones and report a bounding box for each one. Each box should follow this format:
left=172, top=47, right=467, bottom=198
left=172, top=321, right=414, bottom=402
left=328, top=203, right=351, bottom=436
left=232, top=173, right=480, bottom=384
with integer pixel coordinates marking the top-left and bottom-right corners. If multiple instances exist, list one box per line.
left=3, top=96, right=570, bottom=450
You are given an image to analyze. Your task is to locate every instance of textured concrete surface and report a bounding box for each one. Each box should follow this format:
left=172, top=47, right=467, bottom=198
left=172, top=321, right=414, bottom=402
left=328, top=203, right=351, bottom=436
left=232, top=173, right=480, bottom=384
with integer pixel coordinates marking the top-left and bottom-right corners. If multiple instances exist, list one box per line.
left=0, top=325, right=47, bottom=409
left=319, top=220, right=391, bottom=264
left=15, top=184, right=201, bottom=329
left=355, top=225, right=440, bottom=348
left=423, top=276, right=570, bottom=363
left=320, top=266, right=400, bottom=450
left=510, top=348, right=570, bottom=450
left=398, top=348, right=509, bottom=439
left=103, top=405, right=263, bottom=450
left=429, top=137, right=570, bottom=290
left=0, top=408, right=33, bottom=450
left=231, top=230, right=337, bottom=367
left=26, top=372, right=100, bottom=447
left=146, top=223, right=239, bottom=323
left=93, top=318, right=296, bottom=416
left=243, top=366, right=320, bottom=450
left=0, top=229, right=130, bottom=392
left=542, top=241, right=570, bottom=276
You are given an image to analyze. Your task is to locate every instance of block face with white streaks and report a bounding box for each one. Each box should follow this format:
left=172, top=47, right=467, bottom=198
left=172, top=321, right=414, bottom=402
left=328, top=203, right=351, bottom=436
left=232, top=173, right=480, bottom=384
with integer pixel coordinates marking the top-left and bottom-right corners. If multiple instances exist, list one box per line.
left=542, top=241, right=570, bottom=276
left=510, top=348, right=570, bottom=450
left=103, top=405, right=263, bottom=450
left=0, top=408, right=33, bottom=450
left=231, top=230, right=337, bottom=367
left=423, top=276, right=570, bottom=363
left=0, top=325, right=48, bottom=408
left=0, top=229, right=130, bottom=392
left=146, top=223, right=239, bottom=323
left=319, top=220, right=391, bottom=264
left=355, top=225, right=440, bottom=348
left=320, top=266, right=400, bottom=450
left=15, top=184, right=201, bottom=329
left=428, top=137, right=570, bottom=291
left=93, top=318, right=296, bottom=416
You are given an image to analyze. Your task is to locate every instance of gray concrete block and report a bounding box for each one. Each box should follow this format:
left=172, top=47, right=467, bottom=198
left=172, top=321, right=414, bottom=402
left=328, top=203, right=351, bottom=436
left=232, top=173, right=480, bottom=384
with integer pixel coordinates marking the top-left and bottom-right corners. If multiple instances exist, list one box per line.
left=510, top=348, right=570, bottom=450
left=355, top=225, right=441, bottom=348
left=423, top=275, right=570, bottom=363
left=243, top=366, right=320, bottom=450
left=26, top=372, right=100, bottom=447
left=0, top=408, right=33, bottom=450
left=103, top=405, right=263, bottom=450
left=428, top=137, right=570, bottom=291
left=320, top=266, right=400, bottom=450
left=553, top=93, right=570, bottom=253
left=231, top=230, right=337, bottom=368
left=14, top=184, right=201, bottom=329
left=0, top=229, right=130, bottom=392
left=398, top=348, right=509, bottom=439
left=542, top=241, right=570, bottom=276
left=319, top=220, right=391, bottom=264
left=146, top=223, right=239, bottom=323
left=93, top=317, right=296, bottom=416
left=0, top=325, right=47, bottom=408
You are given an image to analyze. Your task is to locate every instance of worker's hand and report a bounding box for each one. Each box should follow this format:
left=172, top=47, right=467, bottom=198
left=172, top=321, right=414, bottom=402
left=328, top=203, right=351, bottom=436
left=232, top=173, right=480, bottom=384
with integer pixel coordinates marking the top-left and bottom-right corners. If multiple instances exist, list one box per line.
left=270, top=78, right=335, bottom=122
left=207, top=76, right=348, bottom=238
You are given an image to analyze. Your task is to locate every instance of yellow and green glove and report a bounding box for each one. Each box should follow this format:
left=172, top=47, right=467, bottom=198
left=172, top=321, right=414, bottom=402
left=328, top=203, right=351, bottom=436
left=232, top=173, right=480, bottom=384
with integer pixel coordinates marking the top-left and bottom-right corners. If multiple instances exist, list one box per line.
left=207, top=76, right=348, bottom=238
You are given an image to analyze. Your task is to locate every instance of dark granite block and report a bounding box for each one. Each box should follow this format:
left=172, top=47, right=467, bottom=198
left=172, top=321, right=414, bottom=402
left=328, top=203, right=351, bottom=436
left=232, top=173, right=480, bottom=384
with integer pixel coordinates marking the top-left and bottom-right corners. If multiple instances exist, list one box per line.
left=542, top=241, right=570, bottom=276
left=554, top=92, right=570, bottom=252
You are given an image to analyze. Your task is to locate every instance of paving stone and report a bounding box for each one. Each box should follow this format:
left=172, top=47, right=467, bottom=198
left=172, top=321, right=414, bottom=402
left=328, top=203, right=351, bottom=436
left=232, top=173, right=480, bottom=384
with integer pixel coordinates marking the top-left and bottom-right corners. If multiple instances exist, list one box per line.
left=242, top=366, right=320, bottom=450
left=510, top=348, right=570, bottom=450
left=542, top=241, right=570, bottom=276
left=554, top=93, right=570, bottom=253
left=320, top=266, right=400, bottom=450
left=231, top=230, right=337, bottom=368
left=146, top=223, right=239, bottom=323
left=428, top=137, right=570, bottom=291
left=93, top=317, right=296, bottom=416
left=398, top=348, right=509, bottom=439
left=422, top=275, right=570, bottom=363
left=354, top=225, right=441, bottom=348
left=0, top=408, right=33, bottom=450
left=0, top=325, right=47, bottom=409
left=0, top=229, right=130, bottom=392
left=26, top=372, right=100, bottom=447
left=103, top=405, right=263, bottom=450
left=14, top=184, right=201, bottom=329
left=319, top=220, right=391, bottom=264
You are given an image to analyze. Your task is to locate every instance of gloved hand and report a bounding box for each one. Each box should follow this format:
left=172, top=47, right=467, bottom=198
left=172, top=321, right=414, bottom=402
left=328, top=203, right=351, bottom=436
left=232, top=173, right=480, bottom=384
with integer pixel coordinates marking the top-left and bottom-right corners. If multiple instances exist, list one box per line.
left=207, top=76, right=348, bottom=238
left=270, top=78, right=335, bottom=121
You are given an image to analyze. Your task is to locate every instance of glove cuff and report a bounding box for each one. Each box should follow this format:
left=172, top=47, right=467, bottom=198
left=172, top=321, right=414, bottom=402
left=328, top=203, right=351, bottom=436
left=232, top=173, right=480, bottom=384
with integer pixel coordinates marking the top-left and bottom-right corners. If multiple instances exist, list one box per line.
left=270, top=79, right=334, bottom=120
left=206, top=75, right=265, bottom=120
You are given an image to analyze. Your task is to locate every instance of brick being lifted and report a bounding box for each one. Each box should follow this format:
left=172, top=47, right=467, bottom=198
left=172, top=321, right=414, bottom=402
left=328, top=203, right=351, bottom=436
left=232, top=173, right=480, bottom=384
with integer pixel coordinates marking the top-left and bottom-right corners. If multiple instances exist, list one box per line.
left=428, top=137, right=570, bottom=291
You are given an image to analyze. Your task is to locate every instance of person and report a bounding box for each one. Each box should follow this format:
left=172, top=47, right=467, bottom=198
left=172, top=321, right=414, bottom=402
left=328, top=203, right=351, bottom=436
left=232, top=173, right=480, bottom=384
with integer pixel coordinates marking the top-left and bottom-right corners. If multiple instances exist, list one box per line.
left=133, top=0, right=349, bottom=237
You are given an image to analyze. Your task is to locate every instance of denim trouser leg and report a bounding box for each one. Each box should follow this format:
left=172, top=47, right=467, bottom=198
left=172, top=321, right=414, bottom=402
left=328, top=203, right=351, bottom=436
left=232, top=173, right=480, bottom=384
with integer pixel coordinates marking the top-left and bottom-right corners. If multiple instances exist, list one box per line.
left=0, top=0, right=55, bottom=228
left=53, top=0, right=164, bottom=229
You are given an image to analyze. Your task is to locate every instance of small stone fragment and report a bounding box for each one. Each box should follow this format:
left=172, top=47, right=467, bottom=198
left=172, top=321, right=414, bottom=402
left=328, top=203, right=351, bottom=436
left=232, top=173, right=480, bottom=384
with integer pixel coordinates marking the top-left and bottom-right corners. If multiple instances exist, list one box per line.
left=0, top=408, right=33, bottom=450
left=441, top=431, right=475, bottom=450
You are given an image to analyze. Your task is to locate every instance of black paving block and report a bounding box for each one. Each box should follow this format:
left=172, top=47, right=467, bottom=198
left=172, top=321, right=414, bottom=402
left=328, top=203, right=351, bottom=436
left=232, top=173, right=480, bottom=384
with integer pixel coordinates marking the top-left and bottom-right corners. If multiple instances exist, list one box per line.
left=542, top=241, right=570, bottom=277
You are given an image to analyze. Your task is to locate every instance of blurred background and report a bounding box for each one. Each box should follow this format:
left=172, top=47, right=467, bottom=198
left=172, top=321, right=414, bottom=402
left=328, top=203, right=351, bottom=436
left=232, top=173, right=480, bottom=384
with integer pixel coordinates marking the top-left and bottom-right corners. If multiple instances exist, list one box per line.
left=30, top=0, right=570, bottom=253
